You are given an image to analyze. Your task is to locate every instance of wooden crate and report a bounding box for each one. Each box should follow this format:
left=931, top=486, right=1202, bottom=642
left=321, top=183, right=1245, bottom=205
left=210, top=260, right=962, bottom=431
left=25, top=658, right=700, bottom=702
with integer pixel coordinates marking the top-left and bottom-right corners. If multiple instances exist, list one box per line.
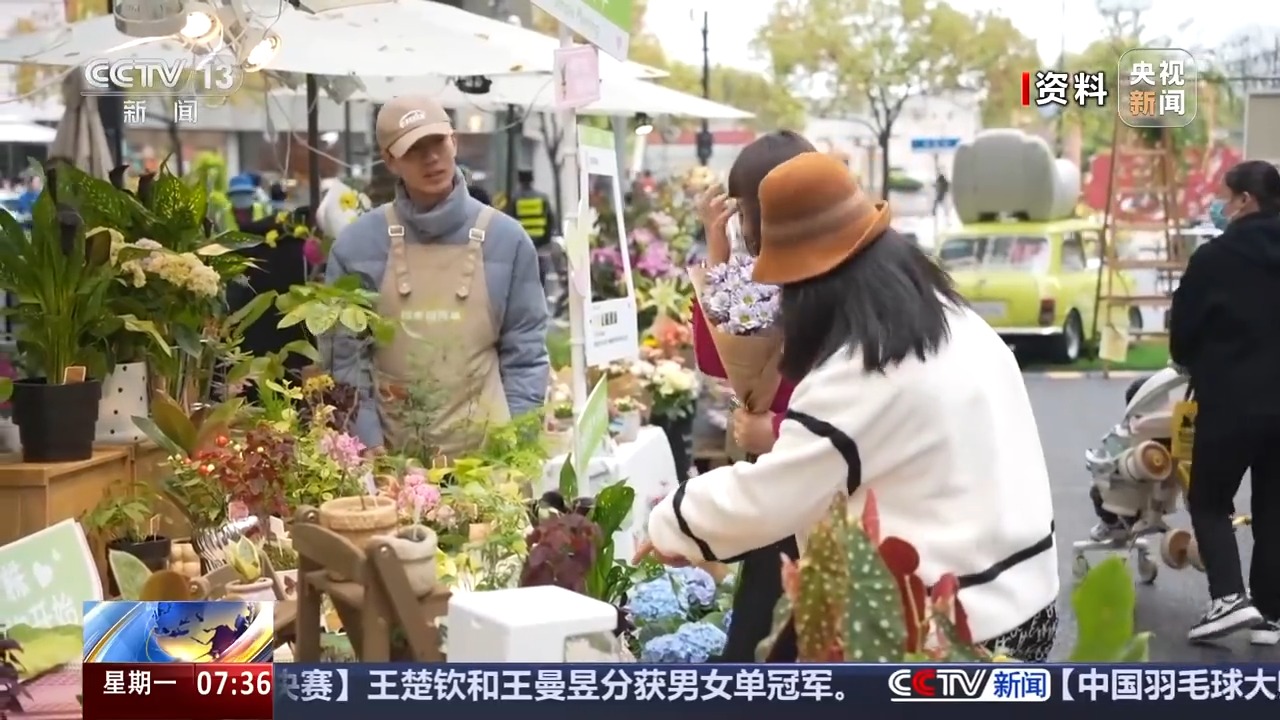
left=0, top=449, right=132, bottom=584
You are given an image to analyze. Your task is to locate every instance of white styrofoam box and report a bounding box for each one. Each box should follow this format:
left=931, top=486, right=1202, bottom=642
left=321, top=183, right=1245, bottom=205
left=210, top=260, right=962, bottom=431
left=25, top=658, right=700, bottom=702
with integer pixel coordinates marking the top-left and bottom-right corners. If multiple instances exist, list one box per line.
left=446, top=586, right=619, bottom=662
left=96, top=361, right=149, bottom=443
left=538, top=426, right=677, bottom=561
left=952, top=129, right=1080, bottom=224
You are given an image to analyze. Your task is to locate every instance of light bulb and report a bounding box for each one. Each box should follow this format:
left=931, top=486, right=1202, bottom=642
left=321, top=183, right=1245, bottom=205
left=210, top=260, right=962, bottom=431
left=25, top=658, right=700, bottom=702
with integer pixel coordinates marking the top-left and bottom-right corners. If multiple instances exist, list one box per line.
left=181, top=12, right=214, bottom=39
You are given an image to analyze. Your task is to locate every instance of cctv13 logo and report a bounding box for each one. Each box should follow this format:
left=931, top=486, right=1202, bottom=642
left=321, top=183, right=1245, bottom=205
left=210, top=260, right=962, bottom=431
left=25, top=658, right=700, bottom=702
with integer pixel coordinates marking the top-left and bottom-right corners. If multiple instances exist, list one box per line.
left=888, top=668, right=1053, bottom=702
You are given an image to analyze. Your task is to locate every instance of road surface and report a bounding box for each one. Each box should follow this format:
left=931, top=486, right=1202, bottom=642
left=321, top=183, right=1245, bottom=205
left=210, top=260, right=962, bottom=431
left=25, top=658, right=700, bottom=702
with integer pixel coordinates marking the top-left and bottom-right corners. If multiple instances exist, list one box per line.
left=1028, top=373, right=1273, bottom=661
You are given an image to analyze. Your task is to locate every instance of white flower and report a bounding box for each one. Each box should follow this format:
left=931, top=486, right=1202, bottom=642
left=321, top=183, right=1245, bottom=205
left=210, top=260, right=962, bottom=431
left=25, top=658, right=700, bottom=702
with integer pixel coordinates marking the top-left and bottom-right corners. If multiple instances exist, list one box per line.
left=630, top=360, right=656, bottom=380
left=650, top=360, right=697, bottom=396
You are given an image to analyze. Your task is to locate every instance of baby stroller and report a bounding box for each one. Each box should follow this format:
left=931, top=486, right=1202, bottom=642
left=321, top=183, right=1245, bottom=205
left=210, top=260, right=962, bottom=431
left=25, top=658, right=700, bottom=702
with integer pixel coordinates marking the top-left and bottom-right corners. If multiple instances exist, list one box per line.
left=1077, top=367, right=1252, bottom=584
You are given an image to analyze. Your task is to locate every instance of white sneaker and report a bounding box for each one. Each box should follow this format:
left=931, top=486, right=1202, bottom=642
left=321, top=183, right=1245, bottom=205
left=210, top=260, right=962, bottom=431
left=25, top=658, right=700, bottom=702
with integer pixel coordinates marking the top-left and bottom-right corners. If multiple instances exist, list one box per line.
left=1251, top=619, right=1280, bottom=646
left=1089, top=521, right=1128, bottom=542
left=1188, top=594, right=1263, bottom=641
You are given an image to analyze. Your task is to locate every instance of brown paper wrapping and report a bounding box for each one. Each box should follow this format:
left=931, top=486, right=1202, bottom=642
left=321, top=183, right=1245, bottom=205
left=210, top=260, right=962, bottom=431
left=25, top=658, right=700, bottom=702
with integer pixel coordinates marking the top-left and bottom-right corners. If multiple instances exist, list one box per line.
left=688, top=265, right=784, bottom=415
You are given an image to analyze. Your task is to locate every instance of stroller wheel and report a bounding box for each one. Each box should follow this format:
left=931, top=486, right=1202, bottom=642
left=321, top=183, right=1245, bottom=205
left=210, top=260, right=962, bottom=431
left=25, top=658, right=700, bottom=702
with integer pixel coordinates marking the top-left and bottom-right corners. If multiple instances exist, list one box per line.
left=1136, top=553, right=1158, bottom=584
left=1072, top=554, right=1090, bottom=581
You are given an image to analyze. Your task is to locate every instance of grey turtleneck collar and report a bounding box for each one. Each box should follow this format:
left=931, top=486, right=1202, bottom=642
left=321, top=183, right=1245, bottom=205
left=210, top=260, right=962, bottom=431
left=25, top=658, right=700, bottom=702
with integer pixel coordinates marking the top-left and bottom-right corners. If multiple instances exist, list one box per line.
left=392, top=168, right=474, bottom=243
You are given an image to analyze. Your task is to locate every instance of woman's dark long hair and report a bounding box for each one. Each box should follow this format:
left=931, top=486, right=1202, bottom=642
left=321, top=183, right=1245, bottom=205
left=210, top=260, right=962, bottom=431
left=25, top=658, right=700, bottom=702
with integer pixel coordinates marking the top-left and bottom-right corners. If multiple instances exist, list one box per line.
left=778, top=229, right=965, bottom=380
left=1224, top=160, right=1280, bottom=213
left=727, top=131, right=816, bottom=255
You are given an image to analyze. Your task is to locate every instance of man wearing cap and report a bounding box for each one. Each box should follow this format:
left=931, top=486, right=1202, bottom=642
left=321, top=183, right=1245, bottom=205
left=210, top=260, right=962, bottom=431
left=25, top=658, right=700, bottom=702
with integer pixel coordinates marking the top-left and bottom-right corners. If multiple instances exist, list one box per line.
left=325, top=96, right=549, bottom=456
left=227, top=174, right=270, bottom=229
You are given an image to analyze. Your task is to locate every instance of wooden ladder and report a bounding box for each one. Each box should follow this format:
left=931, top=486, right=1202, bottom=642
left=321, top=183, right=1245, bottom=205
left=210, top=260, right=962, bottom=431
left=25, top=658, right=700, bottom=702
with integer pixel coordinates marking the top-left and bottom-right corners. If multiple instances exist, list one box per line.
left=1091, top=118, right=1188, bottom=372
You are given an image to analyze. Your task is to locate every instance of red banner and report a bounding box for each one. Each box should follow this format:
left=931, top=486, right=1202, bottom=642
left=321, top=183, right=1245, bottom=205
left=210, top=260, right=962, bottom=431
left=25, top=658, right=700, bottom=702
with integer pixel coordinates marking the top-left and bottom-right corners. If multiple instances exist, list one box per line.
left=83, top=663, right=273, bottom=720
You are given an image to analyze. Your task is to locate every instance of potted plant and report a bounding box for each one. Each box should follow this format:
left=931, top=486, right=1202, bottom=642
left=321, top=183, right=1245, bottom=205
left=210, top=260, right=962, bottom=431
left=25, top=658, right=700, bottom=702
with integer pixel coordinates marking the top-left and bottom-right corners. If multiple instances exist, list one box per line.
left=377, top=467, right=439, bottom=597
left=0, top=164, right=164, bottom=462
left=613, top=397, right=643, bottom=443
left=546, top=400, right=575, bottom=456
left=262, top=541, right=299, bottom=599
left=639, top=359, right=698, bottom=482
left=0, top=372, right=16, bottom=453
left=84, top=484, right=172, bottom=596
left=223, top=536, right=275, bottom=601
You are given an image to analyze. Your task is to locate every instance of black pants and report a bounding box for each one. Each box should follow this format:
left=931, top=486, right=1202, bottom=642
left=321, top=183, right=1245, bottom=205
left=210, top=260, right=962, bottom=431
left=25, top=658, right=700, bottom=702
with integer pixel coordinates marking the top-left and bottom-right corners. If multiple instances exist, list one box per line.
left=721, top=537, right=800, bottom=661
left=1187, top=409, right=1280, bottom=618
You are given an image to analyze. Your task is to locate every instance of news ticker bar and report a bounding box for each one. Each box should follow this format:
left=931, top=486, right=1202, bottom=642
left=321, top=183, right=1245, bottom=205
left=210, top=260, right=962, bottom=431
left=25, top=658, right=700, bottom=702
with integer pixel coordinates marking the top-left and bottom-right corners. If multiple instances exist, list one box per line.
left=82, top=663, right=273, bottom=720
left=80, top=663, right=1280, bottom=720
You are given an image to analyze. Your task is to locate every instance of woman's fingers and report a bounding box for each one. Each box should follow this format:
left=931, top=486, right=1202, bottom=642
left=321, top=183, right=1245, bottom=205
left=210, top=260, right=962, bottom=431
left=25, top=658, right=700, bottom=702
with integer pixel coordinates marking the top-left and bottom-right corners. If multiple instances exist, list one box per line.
left=632, top=540, right=654, bottom=564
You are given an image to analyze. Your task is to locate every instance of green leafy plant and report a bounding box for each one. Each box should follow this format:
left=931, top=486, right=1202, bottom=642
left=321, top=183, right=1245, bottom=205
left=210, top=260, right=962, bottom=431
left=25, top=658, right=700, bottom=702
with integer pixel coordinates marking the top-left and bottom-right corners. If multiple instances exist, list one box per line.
left=473, top=411, right=549, bottom=485
left=133, top=390, right=242, bottom=459
left=225, top=536, right=263, bottom=583
left=0, top=630, right=28, bottom=712
left=759, top=491, right=1149, bottom=663
left=262, top=541, right=298, bottom=572
left=0, top=163, right=163, bottom=382
left=108, top=550, right=193, bottom=601
left=584, top=481, right=636, bottom=606
left=83, top=485, right=160, bottom=544
left=275, top=275, right=395, bottom=343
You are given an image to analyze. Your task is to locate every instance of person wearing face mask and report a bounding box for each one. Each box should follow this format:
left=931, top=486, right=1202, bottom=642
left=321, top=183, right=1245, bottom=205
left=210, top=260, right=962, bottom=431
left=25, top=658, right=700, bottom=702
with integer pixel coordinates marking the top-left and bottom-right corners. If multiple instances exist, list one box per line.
left=226, top=174, right=270, bottom=229
left=1172, top=160, right=1280, bottom=644
left=324, top=96, right=549, bottom=457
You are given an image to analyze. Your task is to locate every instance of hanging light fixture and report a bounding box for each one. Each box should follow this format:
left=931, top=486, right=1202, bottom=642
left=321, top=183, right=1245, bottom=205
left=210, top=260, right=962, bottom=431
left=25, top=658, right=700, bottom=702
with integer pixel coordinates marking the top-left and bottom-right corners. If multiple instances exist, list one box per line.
left=178, top=2, right=224, bottom=50
left=634, top=113, right=654, bottom=137
left=113, top=0, right=187, bottom=38
left=237, top=25, right=282, bottom=72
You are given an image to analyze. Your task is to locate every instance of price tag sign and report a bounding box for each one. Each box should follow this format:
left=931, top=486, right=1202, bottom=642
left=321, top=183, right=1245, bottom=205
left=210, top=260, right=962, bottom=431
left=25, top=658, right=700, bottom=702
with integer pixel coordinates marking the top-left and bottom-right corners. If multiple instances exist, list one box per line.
left=1171, top=399, right=1197, bottom=462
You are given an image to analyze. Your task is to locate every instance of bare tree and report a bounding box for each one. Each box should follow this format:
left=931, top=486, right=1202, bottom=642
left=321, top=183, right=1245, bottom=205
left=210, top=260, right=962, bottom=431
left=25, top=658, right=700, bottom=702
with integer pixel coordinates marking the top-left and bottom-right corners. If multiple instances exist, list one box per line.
left=537, top=113, right=565, bottom=218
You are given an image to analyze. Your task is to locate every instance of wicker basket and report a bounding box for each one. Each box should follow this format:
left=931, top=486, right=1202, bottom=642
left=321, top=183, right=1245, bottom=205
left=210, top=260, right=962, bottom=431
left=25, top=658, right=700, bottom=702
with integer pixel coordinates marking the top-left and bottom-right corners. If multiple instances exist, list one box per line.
left=319, top=496, right=398, bottom=579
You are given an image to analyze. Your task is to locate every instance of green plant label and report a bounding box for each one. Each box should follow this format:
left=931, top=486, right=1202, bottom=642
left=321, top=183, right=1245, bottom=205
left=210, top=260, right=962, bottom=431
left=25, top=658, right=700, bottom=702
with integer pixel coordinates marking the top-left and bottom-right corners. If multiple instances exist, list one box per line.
left=0, top=519, right=102, bottom=626
left=573, top=377, right=611, bottom=484
left=529, top=0, right=631, bottom=61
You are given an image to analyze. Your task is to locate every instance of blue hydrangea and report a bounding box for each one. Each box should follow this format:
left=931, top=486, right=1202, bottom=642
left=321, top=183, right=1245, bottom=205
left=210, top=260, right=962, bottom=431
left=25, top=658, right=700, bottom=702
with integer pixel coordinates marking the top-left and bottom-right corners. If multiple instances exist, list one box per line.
left=722, top=609, right=733, bottom=633
left=639, top=622, right=727, bottom=663
left=628, top=577, right=686, bottom=623
left=668, top=567, right=717, bottom=608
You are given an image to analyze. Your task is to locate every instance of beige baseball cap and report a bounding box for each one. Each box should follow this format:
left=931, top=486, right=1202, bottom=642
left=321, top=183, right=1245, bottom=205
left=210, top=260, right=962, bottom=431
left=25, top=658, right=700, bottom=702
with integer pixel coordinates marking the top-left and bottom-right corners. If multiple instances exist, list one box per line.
left=375, top=95, right=453, bottom=158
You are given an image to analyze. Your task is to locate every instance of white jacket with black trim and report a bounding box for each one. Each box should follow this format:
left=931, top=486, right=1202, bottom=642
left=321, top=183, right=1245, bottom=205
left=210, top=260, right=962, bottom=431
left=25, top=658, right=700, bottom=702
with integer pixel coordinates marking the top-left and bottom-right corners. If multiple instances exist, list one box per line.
left=647, top=304, right=1059, bottom=644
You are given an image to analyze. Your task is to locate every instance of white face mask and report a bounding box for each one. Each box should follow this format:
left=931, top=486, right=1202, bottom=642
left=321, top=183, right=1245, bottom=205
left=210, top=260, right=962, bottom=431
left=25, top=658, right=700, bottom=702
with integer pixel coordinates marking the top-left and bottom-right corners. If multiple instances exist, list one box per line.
left=726, top=213, right=746, bottom=255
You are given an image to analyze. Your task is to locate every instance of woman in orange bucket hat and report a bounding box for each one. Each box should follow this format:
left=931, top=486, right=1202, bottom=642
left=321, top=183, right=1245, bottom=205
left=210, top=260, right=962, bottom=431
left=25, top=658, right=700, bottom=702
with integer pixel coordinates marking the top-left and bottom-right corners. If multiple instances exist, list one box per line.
left=642, top=152, right=1059, bottom=662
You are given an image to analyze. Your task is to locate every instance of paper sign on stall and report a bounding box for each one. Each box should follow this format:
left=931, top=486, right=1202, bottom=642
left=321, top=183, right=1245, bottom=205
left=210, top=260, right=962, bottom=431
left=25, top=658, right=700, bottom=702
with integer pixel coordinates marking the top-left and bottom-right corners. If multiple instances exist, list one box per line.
left=554, top=44, right=601, bottom=109
left=530, top=0, right=632, bottom=61
left=0, top=519, right=102, bottom=627
left=578, top=124, right=640, bottom=368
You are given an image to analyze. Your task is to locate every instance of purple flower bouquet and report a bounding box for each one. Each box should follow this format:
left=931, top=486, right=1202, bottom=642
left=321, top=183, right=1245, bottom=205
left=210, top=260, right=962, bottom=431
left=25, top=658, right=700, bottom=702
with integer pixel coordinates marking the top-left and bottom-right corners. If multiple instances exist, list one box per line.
left=688, top=256, right=784, bottom=414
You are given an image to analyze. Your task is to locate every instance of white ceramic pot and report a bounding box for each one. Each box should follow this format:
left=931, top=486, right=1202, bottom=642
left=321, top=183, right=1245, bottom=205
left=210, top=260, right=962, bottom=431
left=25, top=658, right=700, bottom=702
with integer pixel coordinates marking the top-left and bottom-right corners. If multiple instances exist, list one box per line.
left=0, top=417, right=20, bottom=453
left=379, top=525, right=438, bottom=597
left=617, top=411, right=642, bottom=443
left=96, top=361, right=149, bottom=443
left=225, top=577, right=276, bottom=602
left=545, top=428, right=574, bottom=456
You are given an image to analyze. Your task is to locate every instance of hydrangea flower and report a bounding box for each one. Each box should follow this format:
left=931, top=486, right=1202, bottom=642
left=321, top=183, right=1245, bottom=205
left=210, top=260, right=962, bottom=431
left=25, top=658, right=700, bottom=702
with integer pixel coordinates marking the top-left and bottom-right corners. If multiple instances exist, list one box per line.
left=722, top=609, right=733, bottom=633
left=628, top=577, right=687, bottom=623
left=640, top=622, right=728, bottom=663
left=667, top=567, right=717, bottom=608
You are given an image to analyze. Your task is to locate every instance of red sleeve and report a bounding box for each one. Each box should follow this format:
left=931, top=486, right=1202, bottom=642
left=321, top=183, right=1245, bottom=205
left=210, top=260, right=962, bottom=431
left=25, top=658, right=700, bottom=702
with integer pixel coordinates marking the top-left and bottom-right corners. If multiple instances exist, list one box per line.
left=771, top=380, right=795, bottom=438
left=691, top=300, right=728, bottom=379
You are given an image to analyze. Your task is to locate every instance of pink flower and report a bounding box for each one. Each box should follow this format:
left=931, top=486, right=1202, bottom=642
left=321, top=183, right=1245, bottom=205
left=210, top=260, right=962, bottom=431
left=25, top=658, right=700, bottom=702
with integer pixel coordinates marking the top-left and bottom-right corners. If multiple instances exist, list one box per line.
left=591, top=246, right=623, bottom=268
left=303, top=236, right=325, bottom=265
left=319, top=431, right=366, bottom=473
left=399, top=468, right=441, bottom=517
left=635, top=239, right=675, bottom=278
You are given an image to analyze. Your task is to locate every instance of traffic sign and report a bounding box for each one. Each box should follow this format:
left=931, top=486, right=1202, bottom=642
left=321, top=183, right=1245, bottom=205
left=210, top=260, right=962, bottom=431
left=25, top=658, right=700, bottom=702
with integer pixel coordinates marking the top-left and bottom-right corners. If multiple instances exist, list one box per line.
left=911, top=137, right=961, bottom=153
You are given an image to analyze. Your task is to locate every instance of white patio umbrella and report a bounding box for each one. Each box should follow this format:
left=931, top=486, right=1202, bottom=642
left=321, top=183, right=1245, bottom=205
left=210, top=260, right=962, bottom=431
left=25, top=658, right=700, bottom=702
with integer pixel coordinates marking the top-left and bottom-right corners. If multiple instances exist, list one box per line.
left=48, top=73, right=113, bottom=179
left=277, top=74, right=754, bottom=120
left=0, top=118, right=57, bottom=144
left=0, top=2, right=527, bottom=78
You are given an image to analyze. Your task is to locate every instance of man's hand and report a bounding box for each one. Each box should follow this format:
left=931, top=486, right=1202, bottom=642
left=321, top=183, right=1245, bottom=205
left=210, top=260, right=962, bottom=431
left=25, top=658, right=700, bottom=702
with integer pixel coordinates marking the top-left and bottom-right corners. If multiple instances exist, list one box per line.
left=632, top=539, right=690, bottom=567
left=732, top=408, right=776, bottom=456
left=696, top=189, right=734, bottom=266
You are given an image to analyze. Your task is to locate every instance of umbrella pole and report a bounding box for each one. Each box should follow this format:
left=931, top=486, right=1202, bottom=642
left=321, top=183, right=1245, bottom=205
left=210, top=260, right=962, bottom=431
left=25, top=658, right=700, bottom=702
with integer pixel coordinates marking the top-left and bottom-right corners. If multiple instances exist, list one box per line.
left=504, top=104, right=519, bottom=204
left=306, top=73, right=321, bottom=221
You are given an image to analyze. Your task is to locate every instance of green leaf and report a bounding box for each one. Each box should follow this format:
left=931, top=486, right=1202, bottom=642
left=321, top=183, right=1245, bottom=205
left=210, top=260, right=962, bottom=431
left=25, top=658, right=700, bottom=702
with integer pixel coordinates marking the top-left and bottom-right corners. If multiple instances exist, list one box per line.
left=0, top=377, right=11, bottom=404
left=201, top=231, right=263, bottom=255
left=227, top=291, right=277, bottom=332
left=303, top=306, right=342, bottom=336
left=1068, top=555, right=1137, bottom=662
left=277, top=306, right=308, bottom=329
left=333, top=273, right=364, bottom=291
left=149, top=172, right=203, bottom=231
left=589, top=481, right=635, bottom=537
left=193, top=399, right=242, bottom=451
left=132, top=415, right=186, bottom=458
left=119, top=315, right=172, bottom=355
left=755, top=594, right=795, bottom=662
left=151, top=391, right=198, bottom=456
left=170, top=324, right=203, bottom=358
left=338, top=307, right=369, bottom=333
left=109, top=550, right=153, bottom=601
left=279, top=340, right=321, bottom=362
left=558, top=455, right=578, bottom=499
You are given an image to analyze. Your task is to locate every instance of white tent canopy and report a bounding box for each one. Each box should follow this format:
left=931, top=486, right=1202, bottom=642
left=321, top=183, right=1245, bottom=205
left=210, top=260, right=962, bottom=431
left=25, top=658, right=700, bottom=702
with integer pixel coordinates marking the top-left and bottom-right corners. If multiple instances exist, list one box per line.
left=0, top=118, right=56, bottom=144
left=0, top=0, right=664, bottom=80
left=276, top=74, right=753, bottom=120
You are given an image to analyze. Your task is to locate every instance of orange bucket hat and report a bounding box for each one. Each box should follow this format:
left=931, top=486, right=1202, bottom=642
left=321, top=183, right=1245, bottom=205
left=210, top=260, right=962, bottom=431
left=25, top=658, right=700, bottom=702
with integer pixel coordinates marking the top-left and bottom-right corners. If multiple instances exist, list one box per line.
left=752, top=152, right=892, bottom=284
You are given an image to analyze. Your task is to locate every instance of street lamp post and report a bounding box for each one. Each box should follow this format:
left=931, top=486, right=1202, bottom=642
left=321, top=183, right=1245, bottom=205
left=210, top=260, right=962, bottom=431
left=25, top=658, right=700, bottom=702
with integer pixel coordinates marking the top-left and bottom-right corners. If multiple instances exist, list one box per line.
left=696, top=11, right=713, bottom=166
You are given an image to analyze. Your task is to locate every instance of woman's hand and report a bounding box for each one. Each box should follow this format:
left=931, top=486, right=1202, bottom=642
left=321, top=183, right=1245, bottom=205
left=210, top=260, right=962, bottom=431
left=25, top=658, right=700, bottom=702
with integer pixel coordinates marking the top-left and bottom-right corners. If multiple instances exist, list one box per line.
left=697, top=189, right=734, bottom=266
left=732, top=408, right=777, bottom=456
left=632, top=539, right=690, bottom=567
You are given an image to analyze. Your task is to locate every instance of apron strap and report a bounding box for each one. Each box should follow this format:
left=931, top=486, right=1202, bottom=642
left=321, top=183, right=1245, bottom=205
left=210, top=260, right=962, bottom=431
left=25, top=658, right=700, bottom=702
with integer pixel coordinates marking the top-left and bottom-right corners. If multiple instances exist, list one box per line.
left=457, top=206, right=497, bottom=299
left=384, top=205, right=413, bottom=297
